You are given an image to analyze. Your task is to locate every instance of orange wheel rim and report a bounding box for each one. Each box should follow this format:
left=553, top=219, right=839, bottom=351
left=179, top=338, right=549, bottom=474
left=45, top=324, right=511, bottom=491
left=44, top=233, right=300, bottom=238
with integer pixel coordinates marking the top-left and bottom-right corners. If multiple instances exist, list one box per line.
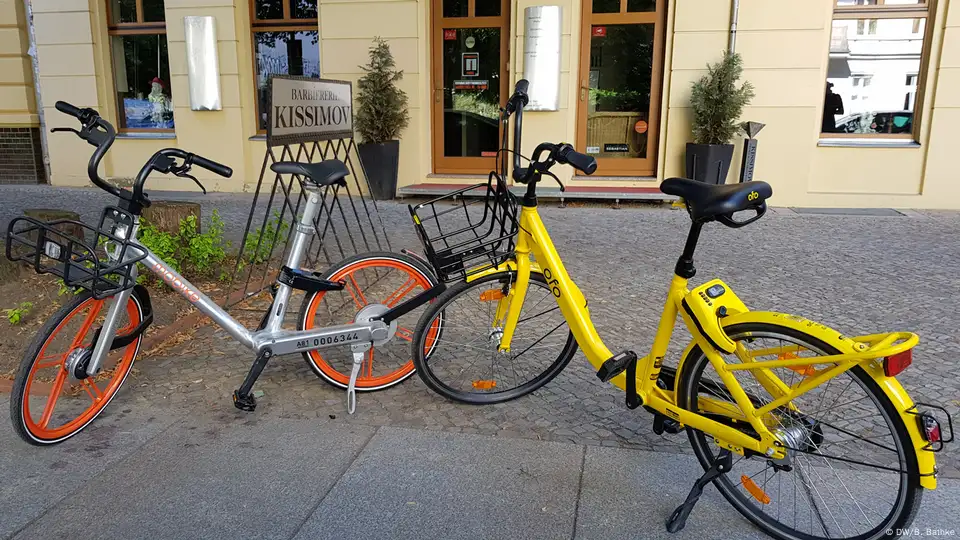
left=21, top=297, right=141, bottom=441
left=303, top=258, right=440, bottom=387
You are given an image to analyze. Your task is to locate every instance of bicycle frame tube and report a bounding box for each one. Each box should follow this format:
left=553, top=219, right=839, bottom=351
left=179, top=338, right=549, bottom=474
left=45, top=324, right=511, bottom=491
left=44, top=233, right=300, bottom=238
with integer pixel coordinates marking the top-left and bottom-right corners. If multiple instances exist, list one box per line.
left=500, top=205, right=779, bottom=456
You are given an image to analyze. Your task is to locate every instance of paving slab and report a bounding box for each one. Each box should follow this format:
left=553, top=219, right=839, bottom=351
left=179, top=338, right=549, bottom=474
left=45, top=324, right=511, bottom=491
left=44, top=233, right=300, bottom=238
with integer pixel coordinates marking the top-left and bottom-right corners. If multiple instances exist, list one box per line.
left=294, top=426, right=584, bottom=540
left=14, top=414, right=376, bottom=540
left=0, top=396, right=181, bottom=540
left=576, top=445, right=960, bottom=540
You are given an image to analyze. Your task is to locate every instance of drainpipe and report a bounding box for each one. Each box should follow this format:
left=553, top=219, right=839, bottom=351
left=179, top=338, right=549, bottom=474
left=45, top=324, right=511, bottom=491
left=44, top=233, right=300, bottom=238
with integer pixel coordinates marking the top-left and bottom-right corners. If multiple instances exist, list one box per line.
left=23, top=0, right=51, bottom=183
left=729, top=0, right=740, bottom=53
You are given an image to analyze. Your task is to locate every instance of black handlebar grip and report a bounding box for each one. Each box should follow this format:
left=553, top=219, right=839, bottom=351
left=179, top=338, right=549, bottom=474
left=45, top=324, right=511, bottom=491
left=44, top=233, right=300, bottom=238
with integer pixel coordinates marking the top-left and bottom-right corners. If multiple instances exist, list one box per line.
left=562, top=149, right=598, bottom=175
left=192, top=154, right=233, bottom=178
left=56, top=101, right=83, bottom=118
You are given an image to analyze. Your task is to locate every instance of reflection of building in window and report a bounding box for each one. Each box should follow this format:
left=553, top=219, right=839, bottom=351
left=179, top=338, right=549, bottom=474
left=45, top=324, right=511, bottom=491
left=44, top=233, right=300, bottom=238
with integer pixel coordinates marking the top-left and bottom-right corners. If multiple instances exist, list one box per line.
left=824, top=1, right=930, bottom=136
left=107, top=0, right=174, bottom=131
left=251, top=0, right=320, bottom=132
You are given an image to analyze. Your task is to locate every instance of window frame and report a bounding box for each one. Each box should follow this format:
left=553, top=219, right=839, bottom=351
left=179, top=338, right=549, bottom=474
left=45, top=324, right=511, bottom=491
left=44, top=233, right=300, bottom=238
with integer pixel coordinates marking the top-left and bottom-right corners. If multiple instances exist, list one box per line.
left=249, top=0, right=320, bottom=134
left=824, top=0, right=934, bottom=139
left=106, top=0, right=173, bottom=133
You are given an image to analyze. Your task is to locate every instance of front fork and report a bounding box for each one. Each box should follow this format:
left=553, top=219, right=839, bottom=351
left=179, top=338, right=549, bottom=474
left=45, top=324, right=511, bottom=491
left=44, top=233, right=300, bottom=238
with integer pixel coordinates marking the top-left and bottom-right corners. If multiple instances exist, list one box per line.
left=494, top=237, right=533, bottom=353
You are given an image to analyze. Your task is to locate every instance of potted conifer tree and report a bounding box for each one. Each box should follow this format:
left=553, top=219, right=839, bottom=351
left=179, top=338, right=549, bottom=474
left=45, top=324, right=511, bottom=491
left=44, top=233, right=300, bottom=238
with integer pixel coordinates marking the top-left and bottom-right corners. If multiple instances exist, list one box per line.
left=687, top=51, right=754, bottom=184
left=355, top=37, right=409, bottom=200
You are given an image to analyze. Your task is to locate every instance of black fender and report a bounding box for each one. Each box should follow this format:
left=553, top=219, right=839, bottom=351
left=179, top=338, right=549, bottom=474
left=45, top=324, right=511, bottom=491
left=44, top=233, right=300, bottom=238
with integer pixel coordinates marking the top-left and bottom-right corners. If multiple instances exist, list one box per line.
left=110, top=284, right=154, bottom=350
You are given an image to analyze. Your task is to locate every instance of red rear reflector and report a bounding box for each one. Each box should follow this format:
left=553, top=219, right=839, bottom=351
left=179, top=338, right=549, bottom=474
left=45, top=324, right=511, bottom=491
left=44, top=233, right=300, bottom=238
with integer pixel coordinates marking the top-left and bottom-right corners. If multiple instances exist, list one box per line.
left=884, top=349, right=913, bottom=377
left=921, top=415, right=942, bottom=443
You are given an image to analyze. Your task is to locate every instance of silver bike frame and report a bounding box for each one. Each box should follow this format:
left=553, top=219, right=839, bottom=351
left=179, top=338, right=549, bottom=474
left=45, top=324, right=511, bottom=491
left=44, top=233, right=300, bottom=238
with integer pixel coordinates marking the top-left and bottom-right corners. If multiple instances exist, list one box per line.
left=85, top=186, right=388, bottom=377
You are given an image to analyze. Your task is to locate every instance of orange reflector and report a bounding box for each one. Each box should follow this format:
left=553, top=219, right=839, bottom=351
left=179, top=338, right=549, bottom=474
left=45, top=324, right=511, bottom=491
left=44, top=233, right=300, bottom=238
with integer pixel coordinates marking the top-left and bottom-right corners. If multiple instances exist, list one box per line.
left=884, top=349, right=913, bottom=377
left=479, top=290, right=505, bottom=302
left=741, top=476, right=771, bottom=505
left=472, top=380, right=497, bottom=390
left=787, top=365, right=817, bottom=377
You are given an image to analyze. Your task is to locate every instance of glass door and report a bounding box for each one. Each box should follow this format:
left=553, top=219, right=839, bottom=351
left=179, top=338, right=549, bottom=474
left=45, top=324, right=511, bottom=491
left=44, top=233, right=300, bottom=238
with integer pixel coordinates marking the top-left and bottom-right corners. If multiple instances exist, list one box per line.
left=577, top=0, right=665, bottom=177
left=432, top=0, right=509, bottom=174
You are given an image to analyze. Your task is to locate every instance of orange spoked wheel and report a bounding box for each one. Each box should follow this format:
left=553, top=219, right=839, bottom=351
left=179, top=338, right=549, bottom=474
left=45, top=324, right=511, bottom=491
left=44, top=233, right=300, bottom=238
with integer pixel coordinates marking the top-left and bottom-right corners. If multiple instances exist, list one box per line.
left=298, top=252, right=442, bottom=391
left=10, top=291, right=144, bottom=445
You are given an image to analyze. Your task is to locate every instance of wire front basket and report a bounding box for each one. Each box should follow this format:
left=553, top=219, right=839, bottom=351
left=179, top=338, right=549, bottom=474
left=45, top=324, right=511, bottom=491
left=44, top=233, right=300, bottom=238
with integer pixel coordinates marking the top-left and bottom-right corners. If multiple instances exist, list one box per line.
left=6, top=206, right=146, bottom=299
left=410, top=172, right=520, bottom=282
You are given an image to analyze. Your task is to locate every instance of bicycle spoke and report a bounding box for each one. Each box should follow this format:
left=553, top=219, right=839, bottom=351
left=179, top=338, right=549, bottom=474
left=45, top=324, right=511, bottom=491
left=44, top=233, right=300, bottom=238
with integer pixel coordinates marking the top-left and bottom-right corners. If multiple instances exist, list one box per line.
left=395, top=326, right=414, bottom=342
left=38, top=369, right=68, bottom=429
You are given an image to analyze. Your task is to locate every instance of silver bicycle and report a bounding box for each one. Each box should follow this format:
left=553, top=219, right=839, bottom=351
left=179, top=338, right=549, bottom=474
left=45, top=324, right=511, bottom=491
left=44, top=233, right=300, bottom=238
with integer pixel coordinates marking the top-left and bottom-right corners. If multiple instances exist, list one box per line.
left=5, top=101, right=444, bottom=445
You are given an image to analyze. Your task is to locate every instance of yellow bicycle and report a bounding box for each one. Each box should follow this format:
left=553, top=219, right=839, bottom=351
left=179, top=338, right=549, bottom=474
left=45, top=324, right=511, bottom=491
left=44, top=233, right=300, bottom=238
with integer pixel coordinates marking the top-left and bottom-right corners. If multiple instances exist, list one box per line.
left=408, top=81, right=951, bottom=539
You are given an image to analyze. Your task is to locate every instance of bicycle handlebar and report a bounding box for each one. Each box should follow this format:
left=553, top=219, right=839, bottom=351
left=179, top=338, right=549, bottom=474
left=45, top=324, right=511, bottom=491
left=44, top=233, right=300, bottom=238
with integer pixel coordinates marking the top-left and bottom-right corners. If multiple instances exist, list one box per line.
left=53, top=100, right=232, bottom=210
left=503, top=81, right=597, bottom=185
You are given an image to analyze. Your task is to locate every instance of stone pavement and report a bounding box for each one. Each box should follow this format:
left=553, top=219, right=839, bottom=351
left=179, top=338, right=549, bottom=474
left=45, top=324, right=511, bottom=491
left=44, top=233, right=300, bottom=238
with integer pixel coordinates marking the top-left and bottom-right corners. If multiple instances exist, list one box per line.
left=3, top=396, right=960, bottom=540
left=113, top=197, right=960, bottom=476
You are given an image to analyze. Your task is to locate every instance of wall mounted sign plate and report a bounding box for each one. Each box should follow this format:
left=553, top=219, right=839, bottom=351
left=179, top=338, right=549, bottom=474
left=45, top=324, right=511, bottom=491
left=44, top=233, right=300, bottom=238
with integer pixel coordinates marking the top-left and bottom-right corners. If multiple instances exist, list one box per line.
left=523, top=6, right=562, bottom=112
left=184, top=16, right=222, bottom=111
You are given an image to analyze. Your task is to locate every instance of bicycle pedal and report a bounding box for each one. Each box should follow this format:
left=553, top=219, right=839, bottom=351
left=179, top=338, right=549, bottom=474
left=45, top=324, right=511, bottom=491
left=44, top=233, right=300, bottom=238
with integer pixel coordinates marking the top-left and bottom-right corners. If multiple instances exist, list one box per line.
left=653, top=414, right=683, bottom=435
left=232, top=390, right=257, bottom=412
left=596, top=351, right=637, bottom=383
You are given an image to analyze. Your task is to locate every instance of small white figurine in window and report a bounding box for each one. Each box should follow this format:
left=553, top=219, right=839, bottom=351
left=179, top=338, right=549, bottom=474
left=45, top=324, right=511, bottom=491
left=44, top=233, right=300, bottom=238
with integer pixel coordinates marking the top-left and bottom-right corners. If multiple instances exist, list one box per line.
left=148, top=77, right=173, bottom=126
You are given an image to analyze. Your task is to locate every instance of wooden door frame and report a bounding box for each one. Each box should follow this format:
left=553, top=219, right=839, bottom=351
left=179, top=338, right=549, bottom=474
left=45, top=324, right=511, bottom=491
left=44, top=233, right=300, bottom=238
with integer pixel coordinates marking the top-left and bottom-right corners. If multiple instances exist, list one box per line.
left=576, top=0, right=667, bottom=177
left=431, top=0, right=511, bottom=174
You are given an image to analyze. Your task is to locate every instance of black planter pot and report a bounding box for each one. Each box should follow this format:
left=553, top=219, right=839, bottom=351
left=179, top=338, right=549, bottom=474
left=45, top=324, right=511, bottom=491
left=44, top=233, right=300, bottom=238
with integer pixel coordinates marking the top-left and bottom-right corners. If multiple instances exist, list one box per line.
left=685, top=143, right=735, bottom=185
left=357, top=140, right=400, bottom=200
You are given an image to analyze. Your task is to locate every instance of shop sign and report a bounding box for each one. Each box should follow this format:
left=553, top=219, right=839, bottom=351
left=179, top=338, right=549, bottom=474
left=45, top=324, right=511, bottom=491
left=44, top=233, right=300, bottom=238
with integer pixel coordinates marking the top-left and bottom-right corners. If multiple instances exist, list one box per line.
left=586, top=146, right=600, bottom=154
left=454, top=80, right=489, bottom=91
left=465, top=36, right=476, bottom=48
left=444, top=29, right=457, bottom=40
left=635, top=120, right=648, bottom=134
left=267, top=76, right=353, bottom=145
left=604, top=143, right=629, bottom=153
left=462, top=53, right=480, bottom=77
left=592, top=26, right=606, bottom=37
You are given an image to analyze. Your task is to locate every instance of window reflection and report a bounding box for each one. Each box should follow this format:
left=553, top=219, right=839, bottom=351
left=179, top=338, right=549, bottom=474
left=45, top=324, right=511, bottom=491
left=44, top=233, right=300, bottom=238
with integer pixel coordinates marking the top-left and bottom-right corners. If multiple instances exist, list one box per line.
left=823, top=17, right=924, bottom=134
left=254, top=31, right=321, bottom=131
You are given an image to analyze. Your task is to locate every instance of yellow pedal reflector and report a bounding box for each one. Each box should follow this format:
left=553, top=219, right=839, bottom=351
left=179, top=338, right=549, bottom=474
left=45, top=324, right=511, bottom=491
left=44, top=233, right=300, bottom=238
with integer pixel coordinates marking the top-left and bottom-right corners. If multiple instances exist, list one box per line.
left=479, top=290, right=505, bottom=302
left=741, top=475, right=771, bottom=505
left=472, top=380, right=497, bottom=390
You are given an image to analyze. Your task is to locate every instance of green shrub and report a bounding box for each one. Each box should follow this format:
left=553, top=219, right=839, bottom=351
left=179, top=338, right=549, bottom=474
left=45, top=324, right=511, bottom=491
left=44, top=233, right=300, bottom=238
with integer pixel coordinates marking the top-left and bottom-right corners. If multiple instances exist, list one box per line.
left=137, top=210, right=228, bottom=282
left=242, top=210, right=290, bottom=265
left=5, top=302, right=33, bottom=325
left=689, top=51, right=754, bottom=145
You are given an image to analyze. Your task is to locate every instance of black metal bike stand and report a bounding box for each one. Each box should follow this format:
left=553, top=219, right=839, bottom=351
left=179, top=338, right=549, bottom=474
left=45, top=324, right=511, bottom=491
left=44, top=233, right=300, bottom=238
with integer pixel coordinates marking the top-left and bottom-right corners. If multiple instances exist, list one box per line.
left=665, top=448, right=733, bottom=533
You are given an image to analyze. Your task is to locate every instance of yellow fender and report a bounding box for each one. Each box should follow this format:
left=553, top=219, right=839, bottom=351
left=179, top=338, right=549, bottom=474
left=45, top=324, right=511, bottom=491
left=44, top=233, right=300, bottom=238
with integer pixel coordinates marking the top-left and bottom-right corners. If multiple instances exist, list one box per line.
left=674, top=310, right=937, bottom=489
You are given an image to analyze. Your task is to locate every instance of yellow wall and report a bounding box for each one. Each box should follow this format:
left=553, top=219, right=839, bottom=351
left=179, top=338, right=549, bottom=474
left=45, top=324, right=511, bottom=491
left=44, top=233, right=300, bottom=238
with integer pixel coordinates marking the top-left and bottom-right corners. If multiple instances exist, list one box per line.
left=0, top=0, right=38, bottom=127
left=22, top=0, right=960, bottom=209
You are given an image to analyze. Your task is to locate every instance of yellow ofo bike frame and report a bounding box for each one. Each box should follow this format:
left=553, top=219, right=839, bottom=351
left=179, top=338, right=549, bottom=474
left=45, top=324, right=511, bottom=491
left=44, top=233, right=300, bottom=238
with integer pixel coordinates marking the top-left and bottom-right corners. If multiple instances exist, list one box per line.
left=470, top=204, right=937, bottom=489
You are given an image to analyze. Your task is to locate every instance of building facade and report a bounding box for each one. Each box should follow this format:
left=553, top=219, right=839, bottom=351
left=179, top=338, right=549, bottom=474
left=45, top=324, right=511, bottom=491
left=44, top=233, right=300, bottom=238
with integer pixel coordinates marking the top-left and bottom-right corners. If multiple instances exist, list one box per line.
left=6, top=0, right=960, bottom=208
left=0, top=0, right=45, bottom=184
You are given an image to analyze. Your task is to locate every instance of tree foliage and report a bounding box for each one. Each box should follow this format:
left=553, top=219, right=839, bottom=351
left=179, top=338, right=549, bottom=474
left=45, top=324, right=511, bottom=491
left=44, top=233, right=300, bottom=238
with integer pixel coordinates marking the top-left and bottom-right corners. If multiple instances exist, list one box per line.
left=355, top=37, right=409, bottom=144
left=689, top=51, right=754, bottom=145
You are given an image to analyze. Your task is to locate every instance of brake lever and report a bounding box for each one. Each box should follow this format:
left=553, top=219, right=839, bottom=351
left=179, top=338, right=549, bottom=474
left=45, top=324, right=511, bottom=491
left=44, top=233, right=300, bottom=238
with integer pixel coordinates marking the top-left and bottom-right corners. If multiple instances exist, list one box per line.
left=176, top=169, right=207, bottom=195
left=544, top=170, right=565, bottom=192
left=51, top=127, right=81, bottom=136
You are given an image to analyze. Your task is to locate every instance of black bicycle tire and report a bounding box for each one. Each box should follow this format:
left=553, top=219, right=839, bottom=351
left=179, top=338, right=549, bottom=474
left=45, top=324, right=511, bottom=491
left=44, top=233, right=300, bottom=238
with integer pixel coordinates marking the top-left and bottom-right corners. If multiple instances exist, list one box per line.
left=412, top=270, right=578, bottom=404
left=676, top=322, right=923, bottom=540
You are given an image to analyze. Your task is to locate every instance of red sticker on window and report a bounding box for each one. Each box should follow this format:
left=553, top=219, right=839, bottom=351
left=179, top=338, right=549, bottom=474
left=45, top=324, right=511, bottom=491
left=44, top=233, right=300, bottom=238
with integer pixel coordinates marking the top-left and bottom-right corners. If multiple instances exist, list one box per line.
left=592, top=26, right=606, bottom=37
left=444, top=29, right=457, bottom=41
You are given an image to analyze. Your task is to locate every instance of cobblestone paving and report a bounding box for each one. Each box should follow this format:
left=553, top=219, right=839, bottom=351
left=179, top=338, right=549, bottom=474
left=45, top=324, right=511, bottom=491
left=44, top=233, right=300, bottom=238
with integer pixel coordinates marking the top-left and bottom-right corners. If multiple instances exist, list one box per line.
left=112, top=201, right=960, bottom=478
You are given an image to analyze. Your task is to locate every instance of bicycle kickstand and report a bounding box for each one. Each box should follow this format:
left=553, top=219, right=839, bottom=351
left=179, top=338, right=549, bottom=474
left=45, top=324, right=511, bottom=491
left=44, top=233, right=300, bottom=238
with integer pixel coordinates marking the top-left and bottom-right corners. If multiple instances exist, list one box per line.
left=233, top=348, right=272, bottom=412
left=346, top=350, right=364, bottom=414
left=665, top=448, right=732, bottom=533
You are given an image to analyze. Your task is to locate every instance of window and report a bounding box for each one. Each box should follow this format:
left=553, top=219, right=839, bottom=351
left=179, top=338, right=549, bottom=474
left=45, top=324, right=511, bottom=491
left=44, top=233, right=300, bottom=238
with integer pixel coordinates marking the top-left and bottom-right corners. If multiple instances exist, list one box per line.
left=823, top=0, right=930, bottom=137
left=107, top=0, right=174, bottom=131
left=251, top=0, right=320, bottom=132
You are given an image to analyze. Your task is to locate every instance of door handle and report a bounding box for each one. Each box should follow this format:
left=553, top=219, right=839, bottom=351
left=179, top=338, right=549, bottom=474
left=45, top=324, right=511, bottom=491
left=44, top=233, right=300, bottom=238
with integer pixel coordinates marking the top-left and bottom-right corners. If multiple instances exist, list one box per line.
left=580, top=82, right=588, bottom=102
left=435, top=88, right=444, bottom=103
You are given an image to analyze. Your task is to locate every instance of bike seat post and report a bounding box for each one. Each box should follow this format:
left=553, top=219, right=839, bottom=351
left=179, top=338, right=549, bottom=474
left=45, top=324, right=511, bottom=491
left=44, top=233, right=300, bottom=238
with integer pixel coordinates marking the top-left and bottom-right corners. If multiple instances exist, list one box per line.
left=264, top=185, right=322, bottom=333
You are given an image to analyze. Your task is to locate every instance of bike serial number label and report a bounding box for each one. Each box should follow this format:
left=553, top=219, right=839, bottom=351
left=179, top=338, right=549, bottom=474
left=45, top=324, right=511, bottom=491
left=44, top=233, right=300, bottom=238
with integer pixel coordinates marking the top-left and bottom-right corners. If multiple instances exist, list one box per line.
left=297, top=332, right=360, bottom=350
